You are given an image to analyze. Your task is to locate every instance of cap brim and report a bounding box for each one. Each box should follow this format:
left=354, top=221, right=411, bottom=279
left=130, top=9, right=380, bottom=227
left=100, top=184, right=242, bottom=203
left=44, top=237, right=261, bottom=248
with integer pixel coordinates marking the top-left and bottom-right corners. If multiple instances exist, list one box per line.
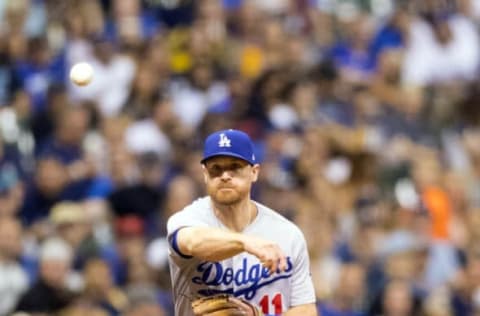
left=201, top=152, right=254, bottom=165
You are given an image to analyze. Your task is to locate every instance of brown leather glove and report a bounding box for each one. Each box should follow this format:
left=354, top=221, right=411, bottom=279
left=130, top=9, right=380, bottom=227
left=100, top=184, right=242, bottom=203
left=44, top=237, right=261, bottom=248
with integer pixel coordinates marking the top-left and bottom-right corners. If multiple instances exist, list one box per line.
left=191, top=294, right=264, bottom=316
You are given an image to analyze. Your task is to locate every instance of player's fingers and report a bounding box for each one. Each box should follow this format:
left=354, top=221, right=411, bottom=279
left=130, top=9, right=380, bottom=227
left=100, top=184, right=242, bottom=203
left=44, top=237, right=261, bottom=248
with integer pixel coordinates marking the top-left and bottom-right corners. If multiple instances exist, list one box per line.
left=268, top=256, right=278, bottom=274
left=260, top=257, right=276, bottom=275
left=270, top=265, right=277, bottom=275
left=278, top=254, right=288, bottom=272
left=269, top=248, right=286, bottom=273
left=260, top=258, right=273, bottom=270
left=259, top=246, right=286, bottom=274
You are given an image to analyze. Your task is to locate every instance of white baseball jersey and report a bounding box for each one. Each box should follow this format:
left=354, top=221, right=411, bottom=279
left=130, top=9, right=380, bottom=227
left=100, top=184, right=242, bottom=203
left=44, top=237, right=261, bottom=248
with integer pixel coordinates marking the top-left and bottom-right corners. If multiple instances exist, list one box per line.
left=167, top=197, right=316, bottom=316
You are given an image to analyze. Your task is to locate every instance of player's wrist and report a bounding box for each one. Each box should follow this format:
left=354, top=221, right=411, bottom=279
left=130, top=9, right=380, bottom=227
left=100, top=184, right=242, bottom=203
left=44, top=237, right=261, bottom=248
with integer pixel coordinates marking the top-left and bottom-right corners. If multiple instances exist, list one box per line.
left=237, top=233, right=249, bottom=252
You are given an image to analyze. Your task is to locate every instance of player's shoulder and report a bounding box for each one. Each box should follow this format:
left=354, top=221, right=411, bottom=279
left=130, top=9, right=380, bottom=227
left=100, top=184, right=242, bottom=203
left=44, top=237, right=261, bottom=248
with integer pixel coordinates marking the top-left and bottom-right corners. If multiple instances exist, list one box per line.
left=255, top=201, right=304, bottom=234
left=167, top=196, right=211, bottom=225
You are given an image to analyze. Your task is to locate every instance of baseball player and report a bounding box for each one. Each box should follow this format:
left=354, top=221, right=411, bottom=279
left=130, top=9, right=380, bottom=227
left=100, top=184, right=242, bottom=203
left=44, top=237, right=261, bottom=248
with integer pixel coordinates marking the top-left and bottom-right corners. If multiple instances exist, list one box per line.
left=167, top=129, right=318, bottom=316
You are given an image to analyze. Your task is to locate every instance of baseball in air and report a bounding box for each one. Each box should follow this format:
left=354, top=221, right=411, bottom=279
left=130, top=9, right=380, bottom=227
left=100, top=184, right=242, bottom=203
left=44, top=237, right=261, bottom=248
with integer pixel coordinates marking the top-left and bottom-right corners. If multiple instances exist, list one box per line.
left=69, top=62, right=94, bottom=86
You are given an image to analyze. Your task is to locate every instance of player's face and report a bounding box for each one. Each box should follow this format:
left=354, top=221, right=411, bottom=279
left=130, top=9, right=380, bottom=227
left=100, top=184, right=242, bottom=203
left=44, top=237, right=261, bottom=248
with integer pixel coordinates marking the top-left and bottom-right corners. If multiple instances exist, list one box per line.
left=202, top=156, right=259, bottom=205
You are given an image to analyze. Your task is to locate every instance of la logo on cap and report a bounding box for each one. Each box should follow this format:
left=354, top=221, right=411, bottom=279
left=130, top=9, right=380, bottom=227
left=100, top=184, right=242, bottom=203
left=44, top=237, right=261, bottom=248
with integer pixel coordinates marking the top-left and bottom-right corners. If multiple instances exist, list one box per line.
left=218, top=133, right=231, bottom=148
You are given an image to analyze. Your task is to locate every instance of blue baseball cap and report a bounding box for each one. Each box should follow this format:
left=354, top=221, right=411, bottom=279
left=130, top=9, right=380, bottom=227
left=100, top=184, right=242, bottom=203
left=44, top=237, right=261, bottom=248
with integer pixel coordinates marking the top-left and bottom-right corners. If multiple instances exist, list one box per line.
left=201, top=129, right=256, bottom=165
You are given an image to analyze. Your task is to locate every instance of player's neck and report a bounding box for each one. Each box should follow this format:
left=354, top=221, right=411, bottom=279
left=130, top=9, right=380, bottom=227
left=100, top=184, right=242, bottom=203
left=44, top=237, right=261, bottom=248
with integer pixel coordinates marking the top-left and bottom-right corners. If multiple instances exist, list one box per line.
left=211, top=199, right=257, bottom=232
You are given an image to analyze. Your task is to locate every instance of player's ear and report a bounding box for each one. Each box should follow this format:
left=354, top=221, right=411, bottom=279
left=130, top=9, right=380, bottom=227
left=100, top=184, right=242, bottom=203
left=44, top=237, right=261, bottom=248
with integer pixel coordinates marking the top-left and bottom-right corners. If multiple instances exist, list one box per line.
left=251, top=164, right=260, bottom=182
left=201, top=164, right=209, bottom=183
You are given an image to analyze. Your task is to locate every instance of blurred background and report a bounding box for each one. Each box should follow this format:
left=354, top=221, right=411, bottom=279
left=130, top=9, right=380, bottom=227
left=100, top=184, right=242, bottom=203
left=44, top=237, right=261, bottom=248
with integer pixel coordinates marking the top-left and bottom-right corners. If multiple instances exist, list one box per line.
left=1, top=0, right=480, bottom=315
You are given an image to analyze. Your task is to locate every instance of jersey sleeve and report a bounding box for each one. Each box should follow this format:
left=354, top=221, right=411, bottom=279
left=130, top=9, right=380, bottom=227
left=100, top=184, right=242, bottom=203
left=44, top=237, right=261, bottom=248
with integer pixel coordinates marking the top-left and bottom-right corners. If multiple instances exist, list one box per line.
left=166, top=206, right=210, bottom=260
left=290, top=229, right=316, bottom=307
left=167, top=208, right=210, bottom=235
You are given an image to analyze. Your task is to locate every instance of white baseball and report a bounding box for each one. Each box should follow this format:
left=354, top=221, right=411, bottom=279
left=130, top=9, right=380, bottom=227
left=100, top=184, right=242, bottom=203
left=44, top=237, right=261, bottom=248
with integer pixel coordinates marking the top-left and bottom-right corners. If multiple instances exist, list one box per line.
left=69, top=62, right=94, bottom=86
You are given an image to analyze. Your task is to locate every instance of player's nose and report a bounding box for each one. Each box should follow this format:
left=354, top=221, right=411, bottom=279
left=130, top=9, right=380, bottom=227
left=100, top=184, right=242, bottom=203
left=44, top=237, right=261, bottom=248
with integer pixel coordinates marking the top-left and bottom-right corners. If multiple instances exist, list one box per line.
left=219, top=170, right=233, bottom=180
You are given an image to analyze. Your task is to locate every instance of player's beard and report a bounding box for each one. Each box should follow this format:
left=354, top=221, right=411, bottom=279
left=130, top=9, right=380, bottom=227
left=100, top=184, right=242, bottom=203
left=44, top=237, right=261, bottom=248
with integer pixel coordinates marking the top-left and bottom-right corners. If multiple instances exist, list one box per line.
left=209, top=187, right=243, bottom=206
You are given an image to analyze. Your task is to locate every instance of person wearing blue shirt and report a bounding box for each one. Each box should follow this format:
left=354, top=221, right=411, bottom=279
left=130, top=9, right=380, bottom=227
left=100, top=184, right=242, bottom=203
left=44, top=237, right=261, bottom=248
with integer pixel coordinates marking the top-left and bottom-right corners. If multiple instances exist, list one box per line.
left=13, top=37, right=66, bottom=113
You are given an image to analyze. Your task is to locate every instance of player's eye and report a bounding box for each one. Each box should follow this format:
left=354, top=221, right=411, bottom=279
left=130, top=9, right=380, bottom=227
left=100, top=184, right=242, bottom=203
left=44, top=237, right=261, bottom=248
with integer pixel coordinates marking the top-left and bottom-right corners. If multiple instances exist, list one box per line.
left=206, top=162, right=248, bottom=177
left=207, top=165, right=223, bottom=177
left=230, top=163, right=245, bottom=171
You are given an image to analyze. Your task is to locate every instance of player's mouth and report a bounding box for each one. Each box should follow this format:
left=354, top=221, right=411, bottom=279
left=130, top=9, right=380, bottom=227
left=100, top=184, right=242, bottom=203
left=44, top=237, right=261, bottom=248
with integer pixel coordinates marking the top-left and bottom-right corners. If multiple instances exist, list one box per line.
left=218, top=187, right=236, bottom=192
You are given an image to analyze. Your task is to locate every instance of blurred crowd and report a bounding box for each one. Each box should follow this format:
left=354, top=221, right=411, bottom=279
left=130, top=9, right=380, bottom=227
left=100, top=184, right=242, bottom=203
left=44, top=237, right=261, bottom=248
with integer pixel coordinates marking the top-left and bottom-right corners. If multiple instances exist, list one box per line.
left=1, top=0, right=480, bottom=315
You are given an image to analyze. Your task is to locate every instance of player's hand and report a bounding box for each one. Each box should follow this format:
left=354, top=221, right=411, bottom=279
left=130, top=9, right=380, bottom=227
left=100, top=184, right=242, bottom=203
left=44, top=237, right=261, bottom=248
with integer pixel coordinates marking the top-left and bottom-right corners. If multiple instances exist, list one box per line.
left=241, top=235, right=287, bottom=274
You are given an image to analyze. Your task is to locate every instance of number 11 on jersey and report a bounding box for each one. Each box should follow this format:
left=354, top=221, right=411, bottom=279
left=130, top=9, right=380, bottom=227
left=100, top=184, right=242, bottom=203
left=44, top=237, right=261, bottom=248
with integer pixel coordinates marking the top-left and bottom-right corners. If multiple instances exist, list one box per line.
left=259, top=293, right=283, bottom=315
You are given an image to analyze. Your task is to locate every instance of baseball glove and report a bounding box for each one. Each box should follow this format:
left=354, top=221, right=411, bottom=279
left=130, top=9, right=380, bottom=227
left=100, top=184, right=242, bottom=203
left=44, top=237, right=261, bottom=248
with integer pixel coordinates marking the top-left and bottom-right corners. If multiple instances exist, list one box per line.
left=191, top=294, right=264, bottom=316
